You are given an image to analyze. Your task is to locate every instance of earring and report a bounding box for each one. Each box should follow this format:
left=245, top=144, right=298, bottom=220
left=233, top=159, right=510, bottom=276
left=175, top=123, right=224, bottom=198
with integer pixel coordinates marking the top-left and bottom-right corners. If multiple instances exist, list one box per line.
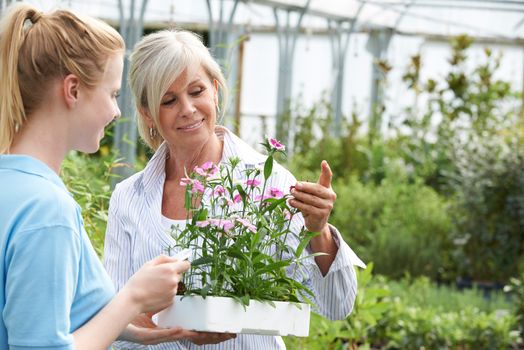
left=216, top=104, right=221, bottom=115
left=149, top=127, right=157, bottom=139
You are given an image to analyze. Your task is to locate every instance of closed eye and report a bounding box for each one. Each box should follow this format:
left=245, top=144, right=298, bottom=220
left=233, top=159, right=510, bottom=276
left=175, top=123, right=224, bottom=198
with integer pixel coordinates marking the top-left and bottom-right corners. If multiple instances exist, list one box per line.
left=190, top=87, right=205, bottom=96
left=161, top=96, right=177, bottom=106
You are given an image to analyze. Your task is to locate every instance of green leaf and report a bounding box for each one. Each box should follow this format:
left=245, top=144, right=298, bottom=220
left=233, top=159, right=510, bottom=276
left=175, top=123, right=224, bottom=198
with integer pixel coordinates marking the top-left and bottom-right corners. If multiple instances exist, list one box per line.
left=184, top=189, right=191, bottom=211
left=236, top=184, right=247, bottom=203
left=295, top=230, right=319, bottom=258
left=256, top=260, right=289, bottom=275
left=227, top=249, right=248, bottom=262
left=196, top=208, right=208, bottom=221
left=264, top=155, right=273, bottom=180
left=191, top=256, right=214, bottom=267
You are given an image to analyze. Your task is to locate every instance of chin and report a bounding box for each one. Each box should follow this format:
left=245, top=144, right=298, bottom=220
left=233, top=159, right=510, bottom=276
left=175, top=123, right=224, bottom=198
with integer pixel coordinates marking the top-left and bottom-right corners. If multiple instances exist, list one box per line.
left=77, top=141, right=101, bottom=154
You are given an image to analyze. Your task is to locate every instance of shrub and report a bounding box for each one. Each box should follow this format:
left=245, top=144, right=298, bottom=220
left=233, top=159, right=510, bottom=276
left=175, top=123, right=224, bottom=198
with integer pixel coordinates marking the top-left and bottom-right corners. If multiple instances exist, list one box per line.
left=285, top=269, right=520, bottom=350
left=330, top=171, right=452, bottom=280
left=61, top=151, right=123, bottom=257
left=449, top=134, right=524, bottom=282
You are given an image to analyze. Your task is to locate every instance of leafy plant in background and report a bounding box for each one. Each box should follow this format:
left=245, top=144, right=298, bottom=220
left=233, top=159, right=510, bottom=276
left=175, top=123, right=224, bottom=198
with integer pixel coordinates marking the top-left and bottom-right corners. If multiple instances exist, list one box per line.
left=330, top=171, right=452, bottom=281
left=285, top=268, right=520, bottom=349
left=506, top=272, right=524, bottom=336
left=287, top=97, right=371, bottom=183
left=450, top=134, right=524, bottom=282
left=169, top=138, right=319, bottom=307
left=61, top=151, right=123, bottom=257
left=397, top=35, right=520, bottom=193
left=284, top=263, right=391, bottom=350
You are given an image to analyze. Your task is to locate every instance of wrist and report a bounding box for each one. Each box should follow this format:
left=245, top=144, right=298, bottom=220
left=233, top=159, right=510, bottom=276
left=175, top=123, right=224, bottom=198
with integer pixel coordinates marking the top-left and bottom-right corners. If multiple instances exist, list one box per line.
left=119, top=285, right=144, bottom=316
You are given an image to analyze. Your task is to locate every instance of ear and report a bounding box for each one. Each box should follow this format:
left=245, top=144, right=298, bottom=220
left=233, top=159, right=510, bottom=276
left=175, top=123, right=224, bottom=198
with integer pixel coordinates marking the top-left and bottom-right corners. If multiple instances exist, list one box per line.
left=139, top=106, right=155, bottom=129
left=63, top=74, right=80, bottom=109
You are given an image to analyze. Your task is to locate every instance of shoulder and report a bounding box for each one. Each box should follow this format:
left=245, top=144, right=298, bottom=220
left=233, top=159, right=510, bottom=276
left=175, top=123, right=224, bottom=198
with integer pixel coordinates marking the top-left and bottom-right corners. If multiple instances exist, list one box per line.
left=109, top=168, right=147, bottom=210
left=111, top=143, right=167, bottom=204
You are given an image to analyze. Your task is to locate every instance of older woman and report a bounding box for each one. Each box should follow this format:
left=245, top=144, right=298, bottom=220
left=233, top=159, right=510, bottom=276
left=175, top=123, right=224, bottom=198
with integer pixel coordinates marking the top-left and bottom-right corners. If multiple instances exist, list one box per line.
left=104, top=29, right=364, bottom=350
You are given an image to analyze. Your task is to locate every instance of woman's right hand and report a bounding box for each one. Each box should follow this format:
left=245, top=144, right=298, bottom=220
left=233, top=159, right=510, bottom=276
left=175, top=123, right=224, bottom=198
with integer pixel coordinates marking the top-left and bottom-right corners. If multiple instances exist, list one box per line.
left=121, top=255, right=190, bottom=314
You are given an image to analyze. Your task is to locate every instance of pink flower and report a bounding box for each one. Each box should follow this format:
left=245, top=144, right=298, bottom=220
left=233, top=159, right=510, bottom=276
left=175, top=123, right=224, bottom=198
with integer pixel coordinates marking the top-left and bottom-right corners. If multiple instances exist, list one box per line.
left=180, top=177, right=192, bottom=186
left=221, top=220, right=235, bottom=232
left=201, top=161, right=214, bottom=170
left=268, top=137, right=285, bottom=151
left=283, top=209, right=292, bottom=220
left=266, top=187, right=284, bottom=199
left=236, top=218, right=257, bottom=233
left=245, top=178, right=261, bottom=187
left=209, top=219, right=234, bottom=232
left=194, top=166, right=207, bottom=176
left=191, top=179, right=205, bottom=193
left=195, top=220, right=210, bottom=227
left=233, top=194, right=242, bottom=204
left=213, top=185, right=225, bottom=197
left=221, top=197, right=234, bottom=206
left=208, top=165, right=219, bottom=177
left=195, top=162, right=219, bottom=179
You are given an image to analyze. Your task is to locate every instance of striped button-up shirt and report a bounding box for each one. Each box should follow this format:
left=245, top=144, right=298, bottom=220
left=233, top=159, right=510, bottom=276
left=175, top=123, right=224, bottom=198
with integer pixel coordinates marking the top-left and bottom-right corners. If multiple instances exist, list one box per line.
left=104, top=126, right=364, bottom=350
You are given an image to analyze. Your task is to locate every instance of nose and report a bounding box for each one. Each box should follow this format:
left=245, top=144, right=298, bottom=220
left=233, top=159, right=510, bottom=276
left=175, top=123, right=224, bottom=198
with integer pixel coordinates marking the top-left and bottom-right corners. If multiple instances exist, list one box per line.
left=178, top=95, right=196, bottom=118
left=114, top=104, right=121, bottom=120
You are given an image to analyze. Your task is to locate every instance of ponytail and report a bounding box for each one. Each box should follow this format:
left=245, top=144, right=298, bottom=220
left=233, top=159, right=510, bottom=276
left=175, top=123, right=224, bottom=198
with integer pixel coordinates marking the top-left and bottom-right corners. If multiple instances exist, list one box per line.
left=0, top=4, right=38, bottom=154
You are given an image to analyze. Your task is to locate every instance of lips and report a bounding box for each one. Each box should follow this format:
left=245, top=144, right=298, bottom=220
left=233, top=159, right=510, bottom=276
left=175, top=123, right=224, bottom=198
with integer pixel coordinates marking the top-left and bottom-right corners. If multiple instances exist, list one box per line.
left=178, top=119, right=204, bottom=130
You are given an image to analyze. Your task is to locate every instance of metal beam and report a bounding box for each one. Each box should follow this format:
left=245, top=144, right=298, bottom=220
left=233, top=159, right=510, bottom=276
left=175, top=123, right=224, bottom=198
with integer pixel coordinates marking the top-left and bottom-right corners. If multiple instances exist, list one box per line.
left=328, top=2, right=365, bottom=137
left=362, top=0, right=518, bottom=39
left=273, top=0, right=311, bottom=146
left=206, top=0, right=240, bottom=130
left=112, top=0, right=149, bottom=183
left=364, top=0, right=524, bottom=13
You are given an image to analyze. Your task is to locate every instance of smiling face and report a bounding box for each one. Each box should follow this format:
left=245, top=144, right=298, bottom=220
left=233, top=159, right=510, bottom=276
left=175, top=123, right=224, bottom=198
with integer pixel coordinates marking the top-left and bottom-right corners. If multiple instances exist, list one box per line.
left=72, top=53, right=123, bottom=153
left=152, top=65, right=218, bottom=152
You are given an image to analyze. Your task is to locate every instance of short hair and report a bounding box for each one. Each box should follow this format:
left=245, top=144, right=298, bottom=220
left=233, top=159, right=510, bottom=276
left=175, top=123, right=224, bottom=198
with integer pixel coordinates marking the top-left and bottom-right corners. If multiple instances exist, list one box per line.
left=129, top=29, right=228, bottom=150
left=0, top=3, right=124, bottom=154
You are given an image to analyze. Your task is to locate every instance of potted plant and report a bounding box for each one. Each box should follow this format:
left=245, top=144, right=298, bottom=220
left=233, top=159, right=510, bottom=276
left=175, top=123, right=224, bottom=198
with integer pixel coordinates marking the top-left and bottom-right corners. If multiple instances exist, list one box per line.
left=156, top=138, right=321, bottom=336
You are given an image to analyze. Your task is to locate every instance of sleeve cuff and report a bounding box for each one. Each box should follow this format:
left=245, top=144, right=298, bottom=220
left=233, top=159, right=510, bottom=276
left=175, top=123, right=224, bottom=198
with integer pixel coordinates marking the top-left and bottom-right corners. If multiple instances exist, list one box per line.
left=326, top=225, right=366, bottom=272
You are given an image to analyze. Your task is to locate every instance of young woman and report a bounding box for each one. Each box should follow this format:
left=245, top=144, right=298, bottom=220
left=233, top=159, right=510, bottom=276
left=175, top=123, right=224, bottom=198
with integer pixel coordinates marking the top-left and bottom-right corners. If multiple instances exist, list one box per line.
left=104, top=29, right=365, bottom=349
left=0, top=4, right=195, bottom=349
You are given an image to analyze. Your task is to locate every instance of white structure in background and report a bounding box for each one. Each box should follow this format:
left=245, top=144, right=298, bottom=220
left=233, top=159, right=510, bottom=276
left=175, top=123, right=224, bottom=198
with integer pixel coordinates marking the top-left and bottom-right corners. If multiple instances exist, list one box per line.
left=11, top=0, right=524, bottom=149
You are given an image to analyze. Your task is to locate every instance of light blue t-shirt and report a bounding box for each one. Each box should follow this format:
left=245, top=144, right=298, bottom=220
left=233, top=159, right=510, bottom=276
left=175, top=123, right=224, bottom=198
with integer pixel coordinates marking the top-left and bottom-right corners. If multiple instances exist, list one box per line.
left=0, top=155, right=115, bottom=349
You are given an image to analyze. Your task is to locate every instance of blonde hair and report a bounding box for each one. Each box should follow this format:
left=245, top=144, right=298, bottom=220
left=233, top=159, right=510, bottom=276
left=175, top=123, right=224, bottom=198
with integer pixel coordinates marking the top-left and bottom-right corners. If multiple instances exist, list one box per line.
left=129, top=29, right=228, bottom=150
left=0, top=3, right=124, bottom=154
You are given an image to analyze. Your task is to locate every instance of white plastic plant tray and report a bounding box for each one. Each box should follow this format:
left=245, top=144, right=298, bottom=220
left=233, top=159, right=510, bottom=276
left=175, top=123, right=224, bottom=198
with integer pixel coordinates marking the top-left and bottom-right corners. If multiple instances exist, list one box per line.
left=156, top=295, right=310, bottom=336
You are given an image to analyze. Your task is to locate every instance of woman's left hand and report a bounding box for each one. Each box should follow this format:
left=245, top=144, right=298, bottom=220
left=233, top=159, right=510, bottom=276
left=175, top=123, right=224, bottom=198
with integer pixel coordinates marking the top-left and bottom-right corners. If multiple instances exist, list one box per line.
left=121, top=313, right=201, bottom=344
left=289, top=160, right=336, bottom=232
left=122, top=313, right=236, bottom=345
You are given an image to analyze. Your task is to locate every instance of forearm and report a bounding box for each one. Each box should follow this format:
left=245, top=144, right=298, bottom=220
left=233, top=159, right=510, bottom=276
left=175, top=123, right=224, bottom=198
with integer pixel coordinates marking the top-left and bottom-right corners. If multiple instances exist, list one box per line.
left=73, top=289, right=140, bottom=350
left=309, top=224, right=338, bottom=275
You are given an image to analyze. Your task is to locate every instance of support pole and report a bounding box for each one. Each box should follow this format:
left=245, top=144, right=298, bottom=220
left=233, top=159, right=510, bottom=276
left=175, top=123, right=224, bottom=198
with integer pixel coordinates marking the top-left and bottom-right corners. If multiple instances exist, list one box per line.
left=205, top=0, right=240, bottom=130
left=112, top=0, right=148, bottom=183
left=328, top=3, right=365, bottom=137
left=273, top=0, right=311, bottom=146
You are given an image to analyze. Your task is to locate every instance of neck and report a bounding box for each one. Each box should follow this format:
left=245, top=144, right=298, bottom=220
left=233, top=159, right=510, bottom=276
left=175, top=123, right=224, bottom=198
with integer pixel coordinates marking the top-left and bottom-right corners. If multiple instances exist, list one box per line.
left=9, top=109, right=69, bottom=174
left=165, top=133, right=223, bottom=181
